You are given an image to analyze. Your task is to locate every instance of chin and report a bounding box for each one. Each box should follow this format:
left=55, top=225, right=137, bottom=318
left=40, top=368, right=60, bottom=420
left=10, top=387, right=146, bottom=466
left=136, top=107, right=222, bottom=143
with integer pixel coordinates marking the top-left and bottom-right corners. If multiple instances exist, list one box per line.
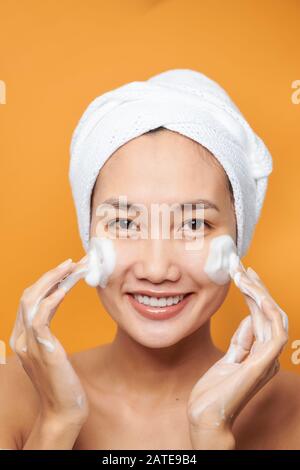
left=119, top=326, right=193, bottom=349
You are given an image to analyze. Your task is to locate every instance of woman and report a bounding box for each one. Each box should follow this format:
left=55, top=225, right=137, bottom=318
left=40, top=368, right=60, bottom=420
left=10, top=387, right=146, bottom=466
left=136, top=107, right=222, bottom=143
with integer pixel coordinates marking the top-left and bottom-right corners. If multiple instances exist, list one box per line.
left=1, top=69, right=300, bottom=450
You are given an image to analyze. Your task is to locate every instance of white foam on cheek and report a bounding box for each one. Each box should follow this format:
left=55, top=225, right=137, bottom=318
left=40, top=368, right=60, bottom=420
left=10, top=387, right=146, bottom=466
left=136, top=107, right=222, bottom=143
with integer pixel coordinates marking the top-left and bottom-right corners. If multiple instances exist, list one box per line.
left=84, top=237, right=116, bottom=288
left=204, top=234, right=239, bottom=285
left=58, top=237, right=116, bottom=292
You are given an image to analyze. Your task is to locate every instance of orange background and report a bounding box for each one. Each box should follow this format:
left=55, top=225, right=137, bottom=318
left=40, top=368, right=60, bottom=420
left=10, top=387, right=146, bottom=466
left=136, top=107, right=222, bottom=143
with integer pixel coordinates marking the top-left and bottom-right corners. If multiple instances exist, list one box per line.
left=0, top=0, right=299, bottom=372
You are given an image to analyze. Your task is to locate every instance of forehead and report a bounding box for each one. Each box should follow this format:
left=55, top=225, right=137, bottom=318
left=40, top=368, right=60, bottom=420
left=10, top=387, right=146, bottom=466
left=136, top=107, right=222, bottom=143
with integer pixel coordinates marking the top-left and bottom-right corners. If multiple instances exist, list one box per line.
left=92, top=130, right=229, bottom=206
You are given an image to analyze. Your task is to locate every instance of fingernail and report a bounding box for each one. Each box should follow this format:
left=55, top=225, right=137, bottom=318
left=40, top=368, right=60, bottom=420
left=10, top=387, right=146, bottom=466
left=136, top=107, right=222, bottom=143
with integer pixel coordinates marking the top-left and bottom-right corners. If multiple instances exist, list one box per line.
left=58, top=283, right=69, bottom=294
left=55, top=286, right=67, bottom=296
left=275, top=303, right=289, bottom=332
left=58, top=258, right=73, bottom=268
left=233, top=272, right=242, bottom=288
left=247, top=267, right=260, bottom=282
left=223, top=344, right=237, bottom=364
left=282, top=313, right=289, bottom=333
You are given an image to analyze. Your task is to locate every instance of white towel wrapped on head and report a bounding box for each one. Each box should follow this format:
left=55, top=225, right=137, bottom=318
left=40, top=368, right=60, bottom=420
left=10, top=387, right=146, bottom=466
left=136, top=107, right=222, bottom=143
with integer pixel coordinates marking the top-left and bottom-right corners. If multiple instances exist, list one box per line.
left=69, top=68, right=273, bottom=257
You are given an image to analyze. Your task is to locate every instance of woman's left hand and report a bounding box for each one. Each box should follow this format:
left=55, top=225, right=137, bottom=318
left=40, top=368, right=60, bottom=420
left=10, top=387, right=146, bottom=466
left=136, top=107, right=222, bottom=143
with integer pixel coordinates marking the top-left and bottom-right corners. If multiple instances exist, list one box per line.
left=187, top=264, right=289, bottom=450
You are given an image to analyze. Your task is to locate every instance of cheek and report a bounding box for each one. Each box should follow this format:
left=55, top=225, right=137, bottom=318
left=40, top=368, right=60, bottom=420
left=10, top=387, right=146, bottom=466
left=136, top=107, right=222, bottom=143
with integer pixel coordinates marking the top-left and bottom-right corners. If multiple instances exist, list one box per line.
left=177, top=240, right=212, bottom=285
left=109, top=240, right=140, bottom=276
left=184, top=241, right=231, bottom=303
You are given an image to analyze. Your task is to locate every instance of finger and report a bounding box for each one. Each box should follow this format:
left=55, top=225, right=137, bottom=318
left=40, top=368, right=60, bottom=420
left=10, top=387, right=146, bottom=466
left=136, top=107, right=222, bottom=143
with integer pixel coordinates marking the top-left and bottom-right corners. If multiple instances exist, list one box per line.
left=260, top=297, right=288, bottom=348
left=22, top=259, right=75, bottom=326
left=242, top=269, right=288, bottom=343
left=25, top=266, right=85, bottom=355
left=22, top=258, right=85, bottom=339
left=246, top=267, right=270, bottom=291
left=77, top=254, right=88, bottom=265
left=14, top=330, right=28, bottom=356
left=9, top=305, right=25, bottom=352
left=219, top=351, right=282, bottom=422
left=221, top=315, right=254, bottom=364
left=58, top=266, right=87, bottom=293
left=244, top=295, right=272, bottom=343
left=36, top=287, right=67, bottom=328
left=10, top=258, right=76, bottom=355
left=23, top=288, right=66, bottom=355
left=247, top=267, right=288, bottom=333
left=242, top=355, right=281, bottom=410
left=31, top=258, right=74, bottom=292
left=241, top=268, right=288, bottom=345
left=226, top=357, right=281, bottom=425
left=57, top=255, right=89, bottom=293
left=234, top=269, right=269, bottom=343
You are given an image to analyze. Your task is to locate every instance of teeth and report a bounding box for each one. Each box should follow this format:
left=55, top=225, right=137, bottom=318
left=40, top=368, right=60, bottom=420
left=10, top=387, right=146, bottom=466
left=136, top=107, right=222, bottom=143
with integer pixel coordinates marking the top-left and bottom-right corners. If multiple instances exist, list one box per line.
left=133, top=294, right=184, bottom=307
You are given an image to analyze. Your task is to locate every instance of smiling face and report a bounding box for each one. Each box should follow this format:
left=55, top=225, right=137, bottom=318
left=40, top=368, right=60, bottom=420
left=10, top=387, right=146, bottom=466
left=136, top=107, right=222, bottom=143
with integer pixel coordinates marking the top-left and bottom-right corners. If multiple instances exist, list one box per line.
left=89, top=128, right=237, bottom=348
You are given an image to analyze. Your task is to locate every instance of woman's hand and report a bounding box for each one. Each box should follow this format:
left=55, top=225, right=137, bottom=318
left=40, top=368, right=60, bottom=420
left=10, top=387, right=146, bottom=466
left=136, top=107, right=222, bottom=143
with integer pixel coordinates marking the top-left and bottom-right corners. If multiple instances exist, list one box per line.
left=9, top=257, right=89, bottom=448
left=187, top=264, right=289, bottom=450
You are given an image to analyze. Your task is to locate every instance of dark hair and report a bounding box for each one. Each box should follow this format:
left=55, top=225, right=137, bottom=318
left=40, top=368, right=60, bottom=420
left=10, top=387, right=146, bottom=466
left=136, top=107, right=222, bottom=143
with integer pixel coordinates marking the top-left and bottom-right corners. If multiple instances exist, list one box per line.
left=145, top=126, right=234, bottom=204
left=146, top=126, right=166, bottom=133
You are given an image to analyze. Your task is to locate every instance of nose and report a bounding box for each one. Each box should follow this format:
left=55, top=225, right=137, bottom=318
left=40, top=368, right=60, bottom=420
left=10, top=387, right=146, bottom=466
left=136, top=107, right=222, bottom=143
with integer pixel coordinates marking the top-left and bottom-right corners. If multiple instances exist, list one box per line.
left=133, top=239, right=180, bottom=284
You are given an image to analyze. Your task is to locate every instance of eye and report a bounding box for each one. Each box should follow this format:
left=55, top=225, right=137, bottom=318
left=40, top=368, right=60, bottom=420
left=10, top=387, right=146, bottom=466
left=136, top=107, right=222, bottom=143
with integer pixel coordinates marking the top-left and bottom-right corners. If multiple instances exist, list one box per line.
left=107, top=217, right=139, bottom=232
left=181, top=218, right=211, bottom=232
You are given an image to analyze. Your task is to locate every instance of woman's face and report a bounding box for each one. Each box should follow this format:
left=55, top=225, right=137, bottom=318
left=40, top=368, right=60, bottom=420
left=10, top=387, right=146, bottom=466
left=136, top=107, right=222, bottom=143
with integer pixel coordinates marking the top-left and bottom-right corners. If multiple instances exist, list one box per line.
left=90, top=129, right=236, bottom=348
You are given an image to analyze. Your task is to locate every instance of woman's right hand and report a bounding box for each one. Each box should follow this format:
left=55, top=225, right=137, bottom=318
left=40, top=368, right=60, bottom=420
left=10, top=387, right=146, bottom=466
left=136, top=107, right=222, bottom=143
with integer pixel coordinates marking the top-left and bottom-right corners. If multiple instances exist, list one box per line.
left=10, top=258, right=89, bottom=430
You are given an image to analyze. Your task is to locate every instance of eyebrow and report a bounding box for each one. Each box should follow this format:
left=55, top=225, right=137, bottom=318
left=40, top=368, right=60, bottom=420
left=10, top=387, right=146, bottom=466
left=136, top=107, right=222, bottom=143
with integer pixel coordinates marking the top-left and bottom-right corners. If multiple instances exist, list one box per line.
left=100, top=197, right=219, bottom=212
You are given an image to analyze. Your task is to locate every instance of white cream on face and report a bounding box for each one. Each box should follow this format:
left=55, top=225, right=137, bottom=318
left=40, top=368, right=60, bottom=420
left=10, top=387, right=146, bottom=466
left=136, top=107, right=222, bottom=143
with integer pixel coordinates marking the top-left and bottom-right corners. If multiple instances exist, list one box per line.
left=84, top=237, right=116, bottom=288
left=58, top=236, right=116, bottom=292
left=204, top=234, right=239, bottom=285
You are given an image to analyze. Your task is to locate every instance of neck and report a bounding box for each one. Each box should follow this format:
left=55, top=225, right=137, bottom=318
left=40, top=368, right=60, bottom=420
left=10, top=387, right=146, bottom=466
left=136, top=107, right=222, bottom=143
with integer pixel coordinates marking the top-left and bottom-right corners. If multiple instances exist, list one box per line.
left=104, top=320, right=222, bottom=403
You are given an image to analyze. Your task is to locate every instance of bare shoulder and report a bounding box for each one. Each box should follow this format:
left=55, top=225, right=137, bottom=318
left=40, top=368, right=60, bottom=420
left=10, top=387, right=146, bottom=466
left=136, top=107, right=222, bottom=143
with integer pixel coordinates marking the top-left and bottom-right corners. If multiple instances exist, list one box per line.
left=266, top=368, right=300, bottom=419
left=234, top=368, right=300, bottom=449
left=272, top=368, right=300, bottom=394
left=0, top=354, right=40, bottom=449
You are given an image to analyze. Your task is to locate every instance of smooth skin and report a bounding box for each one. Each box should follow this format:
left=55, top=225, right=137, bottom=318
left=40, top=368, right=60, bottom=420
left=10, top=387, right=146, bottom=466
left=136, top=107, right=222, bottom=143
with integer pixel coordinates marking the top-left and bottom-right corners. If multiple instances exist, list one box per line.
left=1, top=129, right=300, bottom=450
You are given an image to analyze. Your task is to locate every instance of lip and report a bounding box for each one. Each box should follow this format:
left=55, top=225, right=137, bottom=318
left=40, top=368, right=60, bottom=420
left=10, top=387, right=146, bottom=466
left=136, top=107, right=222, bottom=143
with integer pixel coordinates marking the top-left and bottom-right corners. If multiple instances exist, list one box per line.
left=127, top=290, right=190, bottom=298
left=126, top=292, right=193, bottom=321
